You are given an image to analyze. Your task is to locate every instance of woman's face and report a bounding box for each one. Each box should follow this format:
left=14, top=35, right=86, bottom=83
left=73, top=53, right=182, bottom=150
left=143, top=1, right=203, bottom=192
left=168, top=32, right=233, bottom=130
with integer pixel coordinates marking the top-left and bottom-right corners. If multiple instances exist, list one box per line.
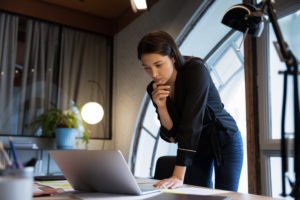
left=140, top=53, right=176, bottom=85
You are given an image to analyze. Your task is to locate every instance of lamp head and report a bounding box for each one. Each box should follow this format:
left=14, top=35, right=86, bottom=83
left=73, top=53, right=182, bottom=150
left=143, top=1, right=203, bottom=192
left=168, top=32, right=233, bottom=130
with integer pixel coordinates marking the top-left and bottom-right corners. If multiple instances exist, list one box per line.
left=81, top=102, right=104, bottom=125
left=221, top=3, right=264, bottom=37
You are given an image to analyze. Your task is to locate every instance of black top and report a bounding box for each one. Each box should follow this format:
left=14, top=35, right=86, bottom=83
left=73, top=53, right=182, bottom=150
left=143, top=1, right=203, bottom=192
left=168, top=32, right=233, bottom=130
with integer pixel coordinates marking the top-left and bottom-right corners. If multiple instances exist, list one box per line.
left=147, top=57, right=238, bottom=166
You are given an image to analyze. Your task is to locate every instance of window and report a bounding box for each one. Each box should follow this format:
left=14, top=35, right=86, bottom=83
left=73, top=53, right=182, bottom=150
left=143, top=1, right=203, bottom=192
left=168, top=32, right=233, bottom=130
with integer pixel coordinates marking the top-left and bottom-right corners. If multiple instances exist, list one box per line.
left=0, top=12, right=113, bottom=140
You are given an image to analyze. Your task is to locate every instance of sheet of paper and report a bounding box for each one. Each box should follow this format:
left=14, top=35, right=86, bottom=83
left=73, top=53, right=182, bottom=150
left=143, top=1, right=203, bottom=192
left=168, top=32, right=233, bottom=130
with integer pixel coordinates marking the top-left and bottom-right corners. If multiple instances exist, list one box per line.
left=33, top=180, right=74, bottom=197
left=161, top=186, right=230, bottom=195
left=145, top=193, right=231, bottom=200
left=35, top=180, right=74, bottom=192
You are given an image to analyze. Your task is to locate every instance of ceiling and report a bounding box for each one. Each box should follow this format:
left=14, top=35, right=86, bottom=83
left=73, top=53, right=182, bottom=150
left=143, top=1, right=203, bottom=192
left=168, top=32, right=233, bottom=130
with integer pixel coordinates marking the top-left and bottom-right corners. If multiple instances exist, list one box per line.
left=41, top=0, right=135, bottom=20
left=0, top=0, right=157, bottom=35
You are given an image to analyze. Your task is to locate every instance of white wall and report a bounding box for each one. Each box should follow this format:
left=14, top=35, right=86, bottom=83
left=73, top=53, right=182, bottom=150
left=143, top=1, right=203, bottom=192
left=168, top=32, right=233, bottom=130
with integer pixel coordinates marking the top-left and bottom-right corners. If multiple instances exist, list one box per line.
left=112, top=0, right=206, bottom=161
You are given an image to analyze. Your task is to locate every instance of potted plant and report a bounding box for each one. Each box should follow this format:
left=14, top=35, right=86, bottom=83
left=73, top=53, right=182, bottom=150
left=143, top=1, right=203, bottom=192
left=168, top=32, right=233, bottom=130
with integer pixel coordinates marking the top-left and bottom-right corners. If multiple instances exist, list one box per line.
left=32, top=108, right=89, bottom=149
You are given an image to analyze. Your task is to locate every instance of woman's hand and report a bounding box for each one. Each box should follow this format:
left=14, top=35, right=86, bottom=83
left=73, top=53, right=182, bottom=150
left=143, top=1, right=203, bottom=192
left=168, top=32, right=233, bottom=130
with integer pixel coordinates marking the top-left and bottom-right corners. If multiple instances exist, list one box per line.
left=153, top=165, right=186, bottom=189
left=152, top=82, right=170, bottom=108
left=153, top=176, right=183, bottom=189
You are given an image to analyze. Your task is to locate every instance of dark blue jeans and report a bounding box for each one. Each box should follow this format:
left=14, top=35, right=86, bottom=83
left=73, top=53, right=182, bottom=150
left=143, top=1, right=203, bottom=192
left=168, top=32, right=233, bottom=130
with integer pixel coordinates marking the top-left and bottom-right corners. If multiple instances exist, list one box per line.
left=184, top=131, right=243, bottom=192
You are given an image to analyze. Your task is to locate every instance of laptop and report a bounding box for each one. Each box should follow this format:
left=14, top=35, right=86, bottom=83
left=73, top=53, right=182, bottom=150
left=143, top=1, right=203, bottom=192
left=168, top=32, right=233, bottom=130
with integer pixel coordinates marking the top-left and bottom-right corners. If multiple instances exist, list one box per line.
left=49, top=150, right=160, bottom=195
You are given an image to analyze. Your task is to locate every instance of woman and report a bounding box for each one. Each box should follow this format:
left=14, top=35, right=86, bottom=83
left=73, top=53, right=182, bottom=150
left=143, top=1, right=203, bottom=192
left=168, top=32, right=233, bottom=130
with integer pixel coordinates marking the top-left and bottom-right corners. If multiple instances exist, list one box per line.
left=137, top=30, right=243, bottom=192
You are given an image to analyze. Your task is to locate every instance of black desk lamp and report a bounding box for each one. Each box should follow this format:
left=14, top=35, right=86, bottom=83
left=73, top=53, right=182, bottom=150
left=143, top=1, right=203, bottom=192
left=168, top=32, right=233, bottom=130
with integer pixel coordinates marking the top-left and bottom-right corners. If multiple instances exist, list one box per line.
left=222, top=0, right=299, bottom=198
left=222, top=3, right=264, bottom=37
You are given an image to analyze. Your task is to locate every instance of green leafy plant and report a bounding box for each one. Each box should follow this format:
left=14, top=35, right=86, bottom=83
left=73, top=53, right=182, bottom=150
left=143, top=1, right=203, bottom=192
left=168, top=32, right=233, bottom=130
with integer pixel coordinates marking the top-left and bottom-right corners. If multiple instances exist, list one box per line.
left=32, top=108, right=89, bottom=145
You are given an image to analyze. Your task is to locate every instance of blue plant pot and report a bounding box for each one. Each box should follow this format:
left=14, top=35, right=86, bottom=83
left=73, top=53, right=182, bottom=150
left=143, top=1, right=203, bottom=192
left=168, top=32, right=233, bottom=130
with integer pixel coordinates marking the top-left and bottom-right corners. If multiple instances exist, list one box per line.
left=55, top=128, right=77, bottom=149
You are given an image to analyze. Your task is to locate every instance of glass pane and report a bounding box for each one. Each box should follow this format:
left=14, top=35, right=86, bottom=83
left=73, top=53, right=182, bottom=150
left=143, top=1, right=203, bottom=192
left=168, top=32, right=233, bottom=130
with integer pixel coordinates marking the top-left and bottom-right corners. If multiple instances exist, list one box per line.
left=210, top=69, right=222, bottom=89
left=134, top=130, right=156, bottom=177
left=214, top=47, right=242, bottom=83
left=270, top=156, right=294, bottom=199
left=270, top=11, right=300, bottom=139
left=143, top=101, right=160, bottom=137
left=180, top=0, right=242, bottom=57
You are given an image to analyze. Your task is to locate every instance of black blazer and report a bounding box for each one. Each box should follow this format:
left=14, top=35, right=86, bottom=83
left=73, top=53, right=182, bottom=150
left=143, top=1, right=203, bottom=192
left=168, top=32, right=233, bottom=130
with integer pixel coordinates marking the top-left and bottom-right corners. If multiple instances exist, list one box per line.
left=147, top=57, right=238, bottom=166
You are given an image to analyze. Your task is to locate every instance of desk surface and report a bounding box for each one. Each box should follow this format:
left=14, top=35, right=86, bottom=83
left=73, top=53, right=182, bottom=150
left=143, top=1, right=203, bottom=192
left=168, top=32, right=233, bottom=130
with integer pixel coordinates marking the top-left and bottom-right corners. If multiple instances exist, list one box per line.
left=33, top=178, right=284, bottom=200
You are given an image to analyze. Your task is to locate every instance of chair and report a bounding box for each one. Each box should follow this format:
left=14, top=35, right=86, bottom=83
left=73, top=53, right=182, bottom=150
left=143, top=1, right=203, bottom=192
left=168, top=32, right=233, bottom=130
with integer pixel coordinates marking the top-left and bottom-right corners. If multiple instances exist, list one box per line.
left=153, top=156, right=176, bottom=180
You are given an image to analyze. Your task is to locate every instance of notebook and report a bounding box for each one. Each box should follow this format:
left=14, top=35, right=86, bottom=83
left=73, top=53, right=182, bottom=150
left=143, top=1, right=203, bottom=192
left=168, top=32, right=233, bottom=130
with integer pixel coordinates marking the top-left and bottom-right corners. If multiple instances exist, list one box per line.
left=49, top=150, right=160, bottom=195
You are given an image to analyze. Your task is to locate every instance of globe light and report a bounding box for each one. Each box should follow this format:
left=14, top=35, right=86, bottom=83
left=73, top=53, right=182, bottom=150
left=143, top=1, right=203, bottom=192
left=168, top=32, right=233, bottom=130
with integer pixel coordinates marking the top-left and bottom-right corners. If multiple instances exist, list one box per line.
left=81, top=102, right=104, bottom=125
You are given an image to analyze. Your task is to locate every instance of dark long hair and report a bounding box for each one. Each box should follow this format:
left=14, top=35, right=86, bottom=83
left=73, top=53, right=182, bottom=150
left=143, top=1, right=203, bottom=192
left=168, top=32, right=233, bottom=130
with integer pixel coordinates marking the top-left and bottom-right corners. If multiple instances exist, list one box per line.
left=137, top=31, right=185, bottom=70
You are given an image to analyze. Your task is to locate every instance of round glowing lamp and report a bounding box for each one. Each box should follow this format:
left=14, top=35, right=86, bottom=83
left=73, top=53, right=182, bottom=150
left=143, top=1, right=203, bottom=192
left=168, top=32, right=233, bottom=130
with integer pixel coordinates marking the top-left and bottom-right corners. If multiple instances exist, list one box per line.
left=81, top=102, right=104, bottom=124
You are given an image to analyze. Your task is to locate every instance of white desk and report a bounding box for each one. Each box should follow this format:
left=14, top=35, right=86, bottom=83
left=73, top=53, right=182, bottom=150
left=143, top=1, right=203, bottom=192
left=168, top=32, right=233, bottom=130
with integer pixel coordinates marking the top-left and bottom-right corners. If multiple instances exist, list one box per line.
left=33, top=178, right=284, bottom=200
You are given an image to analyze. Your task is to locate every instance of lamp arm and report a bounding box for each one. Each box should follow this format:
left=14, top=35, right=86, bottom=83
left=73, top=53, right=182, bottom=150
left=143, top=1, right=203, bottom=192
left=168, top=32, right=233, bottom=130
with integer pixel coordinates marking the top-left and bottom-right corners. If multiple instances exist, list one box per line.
left=87, top=80, right=105, bottom=105
left=263, top=0, right=300, bottom=198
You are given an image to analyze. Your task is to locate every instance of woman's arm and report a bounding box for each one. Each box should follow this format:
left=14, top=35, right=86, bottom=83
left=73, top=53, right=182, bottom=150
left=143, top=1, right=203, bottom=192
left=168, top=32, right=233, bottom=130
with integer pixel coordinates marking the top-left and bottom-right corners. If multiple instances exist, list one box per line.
left=151, top=82, right=172, bottom=129
left=151, top=82, right=177, bottom=142
left=157, top=106, right=172, bottom=130
left=151, top=83, right=187, bottom=187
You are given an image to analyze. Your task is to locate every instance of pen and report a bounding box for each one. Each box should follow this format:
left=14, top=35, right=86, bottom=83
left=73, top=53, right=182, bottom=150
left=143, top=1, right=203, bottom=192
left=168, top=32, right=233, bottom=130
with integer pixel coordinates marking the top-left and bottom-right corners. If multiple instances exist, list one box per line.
left=9, top=137, right=23, bottom=169
left=0, top=140, right=12, bottom=167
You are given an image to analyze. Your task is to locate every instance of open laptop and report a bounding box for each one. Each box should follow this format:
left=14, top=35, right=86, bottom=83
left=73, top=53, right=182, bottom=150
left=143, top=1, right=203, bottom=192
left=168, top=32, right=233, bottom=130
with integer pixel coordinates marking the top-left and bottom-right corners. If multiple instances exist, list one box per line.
left=49, top=150, right=160, bottom=195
